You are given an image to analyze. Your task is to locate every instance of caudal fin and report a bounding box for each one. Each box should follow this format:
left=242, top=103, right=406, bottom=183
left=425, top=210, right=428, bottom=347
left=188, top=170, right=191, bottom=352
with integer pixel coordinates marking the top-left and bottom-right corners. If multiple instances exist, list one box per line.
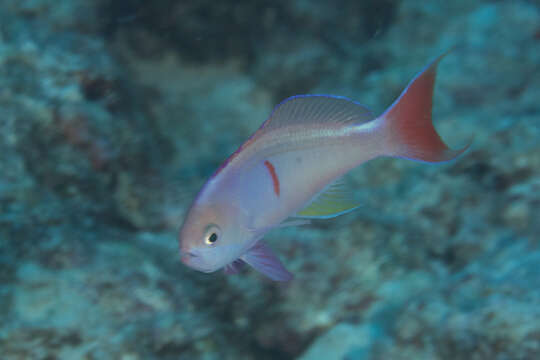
left=379, top=52, right=471, bottom=163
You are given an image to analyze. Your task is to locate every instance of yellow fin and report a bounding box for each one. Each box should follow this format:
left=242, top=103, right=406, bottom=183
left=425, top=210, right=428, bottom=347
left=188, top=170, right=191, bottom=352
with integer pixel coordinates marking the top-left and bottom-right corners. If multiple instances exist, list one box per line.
left=295, top=180, right=361, bottom=219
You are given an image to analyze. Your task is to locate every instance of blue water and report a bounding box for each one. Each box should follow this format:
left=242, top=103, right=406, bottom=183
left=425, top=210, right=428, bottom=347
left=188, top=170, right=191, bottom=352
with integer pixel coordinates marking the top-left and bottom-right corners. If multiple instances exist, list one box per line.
left=0, top=1, right=538, bottom=359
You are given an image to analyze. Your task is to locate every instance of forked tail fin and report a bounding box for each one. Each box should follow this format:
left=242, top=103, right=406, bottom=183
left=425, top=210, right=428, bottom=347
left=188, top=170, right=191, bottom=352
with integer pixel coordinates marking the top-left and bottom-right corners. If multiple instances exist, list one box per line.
left=379, top=52, right=471, bottom=163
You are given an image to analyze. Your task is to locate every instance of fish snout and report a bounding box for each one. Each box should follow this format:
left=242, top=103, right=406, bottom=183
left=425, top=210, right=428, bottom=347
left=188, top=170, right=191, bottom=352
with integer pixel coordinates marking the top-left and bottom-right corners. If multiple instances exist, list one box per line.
left=180, top=250, right=198, bottom=265
left=179, top=248, right=216, bottom=273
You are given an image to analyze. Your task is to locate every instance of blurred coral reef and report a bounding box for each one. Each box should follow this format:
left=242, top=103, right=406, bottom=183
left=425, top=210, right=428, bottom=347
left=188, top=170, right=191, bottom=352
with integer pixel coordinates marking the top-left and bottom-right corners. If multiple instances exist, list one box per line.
left=0, top=0, right=539, bottom=359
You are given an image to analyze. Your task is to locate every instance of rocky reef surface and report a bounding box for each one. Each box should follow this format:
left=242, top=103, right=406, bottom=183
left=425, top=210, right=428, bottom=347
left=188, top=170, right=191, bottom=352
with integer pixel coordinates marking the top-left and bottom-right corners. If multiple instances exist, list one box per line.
left=0, top=0, right=539, bottom=359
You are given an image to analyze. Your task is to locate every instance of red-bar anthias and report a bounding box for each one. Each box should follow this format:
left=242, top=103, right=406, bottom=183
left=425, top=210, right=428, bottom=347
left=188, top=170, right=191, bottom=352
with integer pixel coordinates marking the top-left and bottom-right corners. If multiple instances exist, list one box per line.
left=179, top=52, right=471, bottom=282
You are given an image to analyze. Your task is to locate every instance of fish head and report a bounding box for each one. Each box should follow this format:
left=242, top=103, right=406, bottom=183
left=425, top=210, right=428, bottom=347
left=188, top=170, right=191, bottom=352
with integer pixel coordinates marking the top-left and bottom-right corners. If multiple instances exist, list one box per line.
left=179, top=197, right=248, bottom=273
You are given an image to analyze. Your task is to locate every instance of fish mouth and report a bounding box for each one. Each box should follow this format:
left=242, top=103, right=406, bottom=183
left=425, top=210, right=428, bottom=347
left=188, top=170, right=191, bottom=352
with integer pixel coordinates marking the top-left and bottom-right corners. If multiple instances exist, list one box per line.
left=181, top=251, right=198, bottom=264
left=180, top=250, right=215, bottom=273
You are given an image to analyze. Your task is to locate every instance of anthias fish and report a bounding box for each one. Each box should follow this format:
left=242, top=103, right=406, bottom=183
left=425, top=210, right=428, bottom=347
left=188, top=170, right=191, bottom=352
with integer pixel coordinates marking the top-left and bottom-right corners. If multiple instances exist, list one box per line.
left=179, top=53, right=469, bottom=281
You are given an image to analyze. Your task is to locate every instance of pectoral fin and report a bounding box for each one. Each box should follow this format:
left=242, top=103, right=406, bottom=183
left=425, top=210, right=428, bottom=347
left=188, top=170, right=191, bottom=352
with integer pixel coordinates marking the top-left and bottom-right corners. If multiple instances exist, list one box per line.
left=296, top=179, right=361, bottom=219
left=241, top=242, right=293, bottom=282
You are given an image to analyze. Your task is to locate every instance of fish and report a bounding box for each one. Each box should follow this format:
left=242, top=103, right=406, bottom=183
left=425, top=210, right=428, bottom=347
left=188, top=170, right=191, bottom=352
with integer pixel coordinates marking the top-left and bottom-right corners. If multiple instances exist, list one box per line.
left=179, top=52, right=470, bottom=282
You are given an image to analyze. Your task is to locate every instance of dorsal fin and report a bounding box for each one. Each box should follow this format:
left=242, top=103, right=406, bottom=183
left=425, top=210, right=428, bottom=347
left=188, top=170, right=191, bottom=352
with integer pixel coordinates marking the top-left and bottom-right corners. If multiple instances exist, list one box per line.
left=259, top=95, right=374, bottom=132
left=295, top=178, right=361, bottom=219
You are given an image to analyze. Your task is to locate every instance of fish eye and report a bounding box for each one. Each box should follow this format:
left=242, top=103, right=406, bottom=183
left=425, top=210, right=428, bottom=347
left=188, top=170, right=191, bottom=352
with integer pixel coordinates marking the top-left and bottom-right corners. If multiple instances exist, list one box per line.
left=204, top=225, right=221, bottom=245
left=207, top=233, right=218, bottom=244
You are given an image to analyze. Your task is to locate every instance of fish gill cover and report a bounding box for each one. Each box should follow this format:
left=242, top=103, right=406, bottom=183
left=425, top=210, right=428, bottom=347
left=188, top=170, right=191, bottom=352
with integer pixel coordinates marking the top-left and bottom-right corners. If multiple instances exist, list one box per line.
left=0, top=0, right=539, bottom=359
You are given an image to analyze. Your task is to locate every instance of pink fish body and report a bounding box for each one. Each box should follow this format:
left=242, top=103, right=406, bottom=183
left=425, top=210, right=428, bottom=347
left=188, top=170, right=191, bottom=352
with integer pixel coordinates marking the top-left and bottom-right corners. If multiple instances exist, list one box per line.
left=179, top=53, right=469, bottom=281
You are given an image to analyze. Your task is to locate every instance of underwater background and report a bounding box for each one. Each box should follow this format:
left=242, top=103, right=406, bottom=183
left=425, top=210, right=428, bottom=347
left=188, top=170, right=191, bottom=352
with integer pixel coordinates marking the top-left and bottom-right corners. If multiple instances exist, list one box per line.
left=0, top=0, right=539, bottom=359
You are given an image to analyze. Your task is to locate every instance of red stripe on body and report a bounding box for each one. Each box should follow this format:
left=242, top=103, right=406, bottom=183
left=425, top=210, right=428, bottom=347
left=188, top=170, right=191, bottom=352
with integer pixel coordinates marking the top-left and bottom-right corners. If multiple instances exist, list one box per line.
left=264, top=160, right=280, bottom=197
